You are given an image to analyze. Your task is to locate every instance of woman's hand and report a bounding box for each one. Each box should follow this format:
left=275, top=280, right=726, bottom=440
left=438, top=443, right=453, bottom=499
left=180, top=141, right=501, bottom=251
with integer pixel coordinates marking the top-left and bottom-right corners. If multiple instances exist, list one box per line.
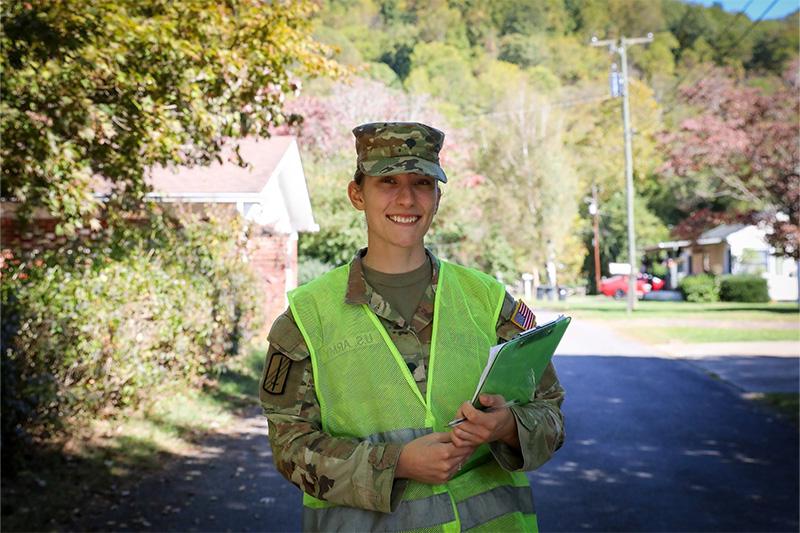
left=450, top=394, right=519, bottom=449
left=396, top=432, right=476, bottom=484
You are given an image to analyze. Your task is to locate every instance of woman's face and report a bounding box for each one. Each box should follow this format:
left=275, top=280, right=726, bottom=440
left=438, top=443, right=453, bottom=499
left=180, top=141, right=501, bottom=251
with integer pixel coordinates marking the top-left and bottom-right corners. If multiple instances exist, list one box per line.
left=348, top=172, right=442, bottom=253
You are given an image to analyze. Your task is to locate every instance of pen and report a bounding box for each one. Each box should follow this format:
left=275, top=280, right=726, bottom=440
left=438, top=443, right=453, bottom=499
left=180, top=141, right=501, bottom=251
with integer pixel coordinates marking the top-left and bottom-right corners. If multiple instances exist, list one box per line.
left=447, top=400, right=519, bottom=428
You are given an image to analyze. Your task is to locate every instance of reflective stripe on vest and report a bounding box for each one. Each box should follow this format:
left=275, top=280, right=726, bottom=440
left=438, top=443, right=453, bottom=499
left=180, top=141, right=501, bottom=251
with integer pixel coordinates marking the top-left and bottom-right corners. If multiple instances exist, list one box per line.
left=304, top=492, right=455, bottom=532
left=289, top=260, right=536, bottom=532
left=457, top=485, right=535, bottom=531
left=364, top=427, right=432, bottom=445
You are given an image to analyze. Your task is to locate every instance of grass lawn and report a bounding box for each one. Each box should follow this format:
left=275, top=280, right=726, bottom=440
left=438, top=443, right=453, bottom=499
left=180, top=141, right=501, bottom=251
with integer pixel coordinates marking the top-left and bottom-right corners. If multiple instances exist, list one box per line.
left=540, top=295, right=800, bottom=322
left=1, top=347, right=266, bottom=532
left=619, top=326, right=800, bottom=344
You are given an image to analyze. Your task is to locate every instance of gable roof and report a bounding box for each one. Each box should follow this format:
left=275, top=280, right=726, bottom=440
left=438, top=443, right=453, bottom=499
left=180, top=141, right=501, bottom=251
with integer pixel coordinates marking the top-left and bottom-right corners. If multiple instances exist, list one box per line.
left=93, top=135, right=317, bottom=233
left=646, top=223, right=759, bottom=252
left=698, top=223, right=747, bottom=242
left=146, top=136, right=296, bottom=195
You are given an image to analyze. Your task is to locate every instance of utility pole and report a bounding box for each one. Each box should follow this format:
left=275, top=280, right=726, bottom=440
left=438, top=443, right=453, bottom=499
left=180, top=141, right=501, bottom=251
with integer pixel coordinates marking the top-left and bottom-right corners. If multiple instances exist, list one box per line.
left=590, top=184, right=601, bottom=293
left=591, top=34, right=653, bottom=312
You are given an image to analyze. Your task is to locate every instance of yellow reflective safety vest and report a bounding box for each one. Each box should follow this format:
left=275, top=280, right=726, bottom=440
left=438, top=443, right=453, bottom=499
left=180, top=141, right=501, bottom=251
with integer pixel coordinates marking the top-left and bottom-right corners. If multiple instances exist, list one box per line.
left=288, top=260, right=538, bottom=532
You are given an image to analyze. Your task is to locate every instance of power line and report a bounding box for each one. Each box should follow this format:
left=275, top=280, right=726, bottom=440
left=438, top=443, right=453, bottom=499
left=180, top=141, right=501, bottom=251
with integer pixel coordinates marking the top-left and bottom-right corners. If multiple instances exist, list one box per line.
left=664, top=0, right=756, bottom=97
left=662, top=0, right=778, bottom=113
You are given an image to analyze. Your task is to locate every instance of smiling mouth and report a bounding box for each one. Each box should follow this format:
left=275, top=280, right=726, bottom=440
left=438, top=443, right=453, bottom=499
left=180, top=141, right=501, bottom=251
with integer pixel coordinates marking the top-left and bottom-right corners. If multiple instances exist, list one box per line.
left=387, top=215, right=421, bottom=224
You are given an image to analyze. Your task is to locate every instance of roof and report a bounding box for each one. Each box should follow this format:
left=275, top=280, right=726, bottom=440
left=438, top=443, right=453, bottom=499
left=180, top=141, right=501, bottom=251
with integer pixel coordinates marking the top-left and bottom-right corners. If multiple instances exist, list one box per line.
left=147, top=136, right=296, bottom=195
left=645, top=223, right=754, bottom=252
left=697, top=223, right=748, bottom=242
left=92, top=135, right=318, bottom=233
left=92, top=136, right=297, bottom=197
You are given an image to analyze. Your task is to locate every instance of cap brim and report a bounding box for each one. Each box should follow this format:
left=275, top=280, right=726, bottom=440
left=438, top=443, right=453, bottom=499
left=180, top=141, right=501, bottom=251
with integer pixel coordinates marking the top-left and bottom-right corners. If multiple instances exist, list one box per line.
left=359, top=156, right=447, bottom=183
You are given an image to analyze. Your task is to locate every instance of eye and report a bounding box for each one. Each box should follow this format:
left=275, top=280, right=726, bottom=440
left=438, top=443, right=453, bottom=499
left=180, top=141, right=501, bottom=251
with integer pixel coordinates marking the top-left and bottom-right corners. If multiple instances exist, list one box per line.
left=380, top=176, right=397, bottom=185
left=416, top=178, right=434, bottom=188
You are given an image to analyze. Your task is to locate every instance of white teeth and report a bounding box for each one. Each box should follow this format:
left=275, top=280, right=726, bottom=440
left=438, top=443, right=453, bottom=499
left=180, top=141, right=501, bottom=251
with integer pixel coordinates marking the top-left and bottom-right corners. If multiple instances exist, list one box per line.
left=389, top=215, right=419, bottom=224
left=389, top=216, right=419, bottom=224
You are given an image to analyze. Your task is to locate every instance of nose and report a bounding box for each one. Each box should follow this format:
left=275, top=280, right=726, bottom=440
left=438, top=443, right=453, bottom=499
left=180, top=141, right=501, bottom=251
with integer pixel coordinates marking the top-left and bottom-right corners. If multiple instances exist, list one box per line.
left=395, top=183, right=415, bottom=207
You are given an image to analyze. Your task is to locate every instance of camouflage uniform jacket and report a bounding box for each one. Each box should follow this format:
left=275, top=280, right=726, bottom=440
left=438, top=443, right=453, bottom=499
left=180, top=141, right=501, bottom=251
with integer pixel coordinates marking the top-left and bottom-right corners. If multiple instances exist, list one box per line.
left=259, top=249, right=565, bottom=513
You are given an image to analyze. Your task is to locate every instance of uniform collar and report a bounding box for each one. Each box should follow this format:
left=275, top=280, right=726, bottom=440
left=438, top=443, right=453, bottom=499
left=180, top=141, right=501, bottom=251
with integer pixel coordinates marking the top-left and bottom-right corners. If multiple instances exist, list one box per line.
left=345, top=247, right=439, bottom=330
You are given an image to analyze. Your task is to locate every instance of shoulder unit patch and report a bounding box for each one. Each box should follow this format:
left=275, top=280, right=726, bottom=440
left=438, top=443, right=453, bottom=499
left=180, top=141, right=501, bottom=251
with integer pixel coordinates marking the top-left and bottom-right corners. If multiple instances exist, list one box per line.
left=262, top=352, right=294, bottom=395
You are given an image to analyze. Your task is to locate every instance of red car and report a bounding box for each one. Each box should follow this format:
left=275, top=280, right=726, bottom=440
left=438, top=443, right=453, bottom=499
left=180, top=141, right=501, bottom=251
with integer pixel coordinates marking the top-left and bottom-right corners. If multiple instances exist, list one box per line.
left=600, top=273, right=664, bottom=298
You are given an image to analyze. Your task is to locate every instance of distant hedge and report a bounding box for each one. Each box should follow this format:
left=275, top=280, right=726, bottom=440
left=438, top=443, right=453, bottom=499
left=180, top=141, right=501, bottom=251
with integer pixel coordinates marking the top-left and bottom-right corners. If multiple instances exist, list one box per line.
left=1, top=207, right=262, bottom=447
left=719, top=274, right=770, bottom=302
left=678, top=274, right=719, bottom=303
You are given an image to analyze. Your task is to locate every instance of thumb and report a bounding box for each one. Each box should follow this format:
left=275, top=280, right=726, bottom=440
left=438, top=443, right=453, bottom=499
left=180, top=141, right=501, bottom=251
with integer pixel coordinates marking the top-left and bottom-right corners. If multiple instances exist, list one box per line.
left=479, top=394, right=506, bottom=408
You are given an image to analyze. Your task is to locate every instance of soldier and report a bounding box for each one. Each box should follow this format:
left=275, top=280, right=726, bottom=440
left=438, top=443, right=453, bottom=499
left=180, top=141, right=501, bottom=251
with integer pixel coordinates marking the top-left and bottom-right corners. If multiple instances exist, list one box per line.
left=259, top=122, right=565, bottom=532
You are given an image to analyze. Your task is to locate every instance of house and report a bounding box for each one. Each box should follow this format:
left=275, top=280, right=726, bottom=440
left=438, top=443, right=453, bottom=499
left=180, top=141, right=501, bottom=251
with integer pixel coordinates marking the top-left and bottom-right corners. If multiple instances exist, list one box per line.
left=1, top=135, right=317, bottom=326
left=646, top=223, right=798, bottom=301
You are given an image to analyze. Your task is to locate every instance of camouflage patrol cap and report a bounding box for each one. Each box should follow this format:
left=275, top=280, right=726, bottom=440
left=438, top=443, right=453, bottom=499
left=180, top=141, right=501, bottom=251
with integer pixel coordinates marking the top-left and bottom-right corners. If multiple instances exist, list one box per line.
left=352, top=122, right=447, bottom=183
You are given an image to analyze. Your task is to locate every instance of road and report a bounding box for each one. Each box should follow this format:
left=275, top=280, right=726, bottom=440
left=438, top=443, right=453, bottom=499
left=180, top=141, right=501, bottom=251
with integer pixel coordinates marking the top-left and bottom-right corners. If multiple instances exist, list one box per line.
left=80, top=315, right=799, bottom=532
left=532, top=313, right=798, bottom=532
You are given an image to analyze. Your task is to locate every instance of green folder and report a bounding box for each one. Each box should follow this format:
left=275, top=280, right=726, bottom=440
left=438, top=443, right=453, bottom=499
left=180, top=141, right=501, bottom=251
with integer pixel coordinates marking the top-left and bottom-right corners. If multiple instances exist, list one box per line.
left=469, top=314, right=571, bottom=407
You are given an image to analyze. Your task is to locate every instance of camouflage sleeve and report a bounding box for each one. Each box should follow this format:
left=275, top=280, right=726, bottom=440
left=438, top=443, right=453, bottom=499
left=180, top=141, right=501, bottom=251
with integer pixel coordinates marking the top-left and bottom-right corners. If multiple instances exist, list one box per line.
left=259, top=309, right=407, bottom=513
left=489, top=293, right=566, bottom=471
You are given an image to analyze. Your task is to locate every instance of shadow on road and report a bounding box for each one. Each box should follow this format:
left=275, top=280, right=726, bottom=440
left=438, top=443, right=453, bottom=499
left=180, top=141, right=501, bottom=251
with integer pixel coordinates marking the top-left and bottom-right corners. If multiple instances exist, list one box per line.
left=78, top=411, right=302, bottom=532
left=533, top=355, right=799, bottom=532
left=49, top=354, right=800, bottom=533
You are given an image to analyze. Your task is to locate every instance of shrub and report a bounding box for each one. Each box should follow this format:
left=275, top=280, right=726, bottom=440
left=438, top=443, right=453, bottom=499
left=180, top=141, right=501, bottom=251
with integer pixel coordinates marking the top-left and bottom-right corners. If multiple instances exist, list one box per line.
left=1, top=206, right=262, bottom=446
left=719, top=274, right=770, bottom=302
left=679, top=274, right=719, bottom=302
left=298, top=257, right=334, bottom=285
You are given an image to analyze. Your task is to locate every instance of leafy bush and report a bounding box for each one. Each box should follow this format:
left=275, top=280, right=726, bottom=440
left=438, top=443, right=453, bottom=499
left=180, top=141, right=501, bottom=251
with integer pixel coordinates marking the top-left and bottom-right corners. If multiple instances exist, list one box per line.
left=1, top=207, right=262, bottom=446
left=679, top=274, right=719, bottom=303
left=298, top=257, right=334, bottom=285
left=719, top=274, right=770, bottom=302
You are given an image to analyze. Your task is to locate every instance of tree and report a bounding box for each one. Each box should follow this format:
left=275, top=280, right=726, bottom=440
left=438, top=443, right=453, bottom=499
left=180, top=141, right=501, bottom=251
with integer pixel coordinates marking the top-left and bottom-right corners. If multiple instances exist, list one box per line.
left=659, top=63, right=800, bottom=259
left=1, top=0, right=341, bottom=233
left=405, top=42, right=478, bottom=111
left=476, top=87, right=580, bottom=285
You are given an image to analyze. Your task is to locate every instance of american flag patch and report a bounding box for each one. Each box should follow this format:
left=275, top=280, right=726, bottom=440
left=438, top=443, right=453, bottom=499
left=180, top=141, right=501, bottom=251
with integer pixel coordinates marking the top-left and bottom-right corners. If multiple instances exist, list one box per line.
left=510, top=300, right=536, bottom=330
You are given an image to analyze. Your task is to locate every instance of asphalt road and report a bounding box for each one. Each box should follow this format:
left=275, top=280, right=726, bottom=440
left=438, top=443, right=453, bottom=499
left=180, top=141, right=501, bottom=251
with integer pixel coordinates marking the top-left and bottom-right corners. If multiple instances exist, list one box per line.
left=79, top=317, right=799, bottom=532
left=531, top=354, right=798, bottom=532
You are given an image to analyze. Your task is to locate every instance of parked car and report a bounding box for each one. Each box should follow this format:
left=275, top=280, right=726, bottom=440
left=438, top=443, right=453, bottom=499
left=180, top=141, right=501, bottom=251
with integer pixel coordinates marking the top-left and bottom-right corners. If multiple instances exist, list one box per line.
left=599, top=273, right=664, bottom=298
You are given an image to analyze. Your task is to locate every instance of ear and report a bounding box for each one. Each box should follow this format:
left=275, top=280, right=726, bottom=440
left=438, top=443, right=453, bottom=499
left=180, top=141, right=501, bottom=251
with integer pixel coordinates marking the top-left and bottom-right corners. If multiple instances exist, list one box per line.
left=348, top=181, right=365, bottom=211
left=434, top=186, right=443, bottom=215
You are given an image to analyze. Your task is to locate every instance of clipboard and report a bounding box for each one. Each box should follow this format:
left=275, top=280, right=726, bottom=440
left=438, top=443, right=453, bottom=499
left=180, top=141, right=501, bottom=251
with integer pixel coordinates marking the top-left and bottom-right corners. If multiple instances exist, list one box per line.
left=468, top=314, right=571, bottom=408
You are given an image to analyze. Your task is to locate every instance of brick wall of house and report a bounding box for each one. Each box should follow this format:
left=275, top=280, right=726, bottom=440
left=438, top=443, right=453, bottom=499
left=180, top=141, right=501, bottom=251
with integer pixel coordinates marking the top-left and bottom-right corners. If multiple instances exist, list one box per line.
left=247, top=228, right=296, bottom=331
left=1, top=214, right=63, bottom=251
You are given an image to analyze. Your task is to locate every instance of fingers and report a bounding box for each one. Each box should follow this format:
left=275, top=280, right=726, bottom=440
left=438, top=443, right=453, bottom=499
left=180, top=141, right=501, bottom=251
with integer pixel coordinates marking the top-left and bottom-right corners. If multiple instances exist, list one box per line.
left=459, top=401, right=480, bottom=419
left=452, top=423, right=489, bottom=447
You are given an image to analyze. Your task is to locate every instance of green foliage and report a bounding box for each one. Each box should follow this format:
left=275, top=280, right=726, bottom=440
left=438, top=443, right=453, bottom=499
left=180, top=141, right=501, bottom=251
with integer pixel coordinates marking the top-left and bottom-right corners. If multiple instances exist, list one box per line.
left=489, top=0, right=571, bottom=35
left=1, top=0, right=341, bottom=233
left=718, top=274, right=770, bottom=303
left=498, top=33, right=547, bottom=67
left=475, top=89, right=581, bottom=276
left=297, top=157, right=367, bottom=266
left=679, top=274, right=719, bottom=303
left=598, top=190, right=670, bottom=265
left=366, top=61, right=403, bottom=88
left=1, top=208, right=262, bottom=446
left=747, top=14, right=800, bottom=74
left=405, top=42, right=478, bottom=107
left=298, top=257, right=335, bottom=285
